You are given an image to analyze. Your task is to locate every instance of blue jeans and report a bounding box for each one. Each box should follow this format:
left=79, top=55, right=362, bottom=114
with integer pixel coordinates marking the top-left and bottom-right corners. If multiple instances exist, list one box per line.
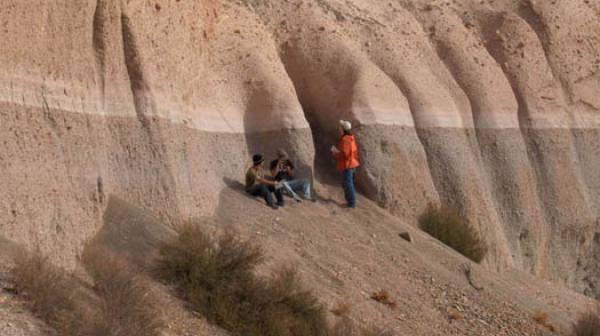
left=342, top=169, right=356, bottom=208
left=281, top=179, right=311, bottom=200
left=247, top=184, right=284, bottom=206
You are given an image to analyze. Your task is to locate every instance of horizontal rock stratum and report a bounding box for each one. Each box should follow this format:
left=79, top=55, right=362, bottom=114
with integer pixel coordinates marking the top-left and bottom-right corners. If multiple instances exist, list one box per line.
left=1, top=0, right=599, bottom=300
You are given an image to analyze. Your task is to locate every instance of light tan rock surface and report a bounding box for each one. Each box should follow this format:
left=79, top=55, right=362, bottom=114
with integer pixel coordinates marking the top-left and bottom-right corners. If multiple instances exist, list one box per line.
left=0, top=0, right=599, bottom=314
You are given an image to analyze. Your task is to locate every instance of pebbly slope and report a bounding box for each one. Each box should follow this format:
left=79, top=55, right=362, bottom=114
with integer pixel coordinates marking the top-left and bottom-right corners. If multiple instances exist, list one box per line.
left=0, top=0, right=599, bottom=298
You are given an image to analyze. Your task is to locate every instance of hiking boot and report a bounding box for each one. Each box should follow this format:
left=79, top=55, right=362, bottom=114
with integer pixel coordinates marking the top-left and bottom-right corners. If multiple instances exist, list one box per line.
left=277, top=201, right=285, bottom=208
left=269, top=203, right=279, bottom=210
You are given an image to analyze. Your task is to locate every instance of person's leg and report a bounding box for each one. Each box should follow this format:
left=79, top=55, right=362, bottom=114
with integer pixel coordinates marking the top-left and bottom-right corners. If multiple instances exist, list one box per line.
left=291, top=179, right=312, bottom=198
left=259, top=184, right=274, bottom=206
left=281, top=181, right=302, bottom=201
left=247, top=185, right=261, bottom=197
left=301, top=179, right=312, bottom=199
left=289, top=179, right=313, bottom=199
left=342, top=169, right=356, bottom=208
left=248, top=185, right=274, bottom=207
left=269, top=185, right=285, bottom=206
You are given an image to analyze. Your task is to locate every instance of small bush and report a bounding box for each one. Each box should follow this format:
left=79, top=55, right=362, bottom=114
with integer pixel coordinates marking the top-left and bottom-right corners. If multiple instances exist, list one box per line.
left=82, top=245, right=165, bottom=336
left=157, top=225, right=328, bottom=336
left=448, top=309, right=463, bottom=321
left=418, top=204, right=488, bottom=263
left=11, top=248, right=164, bottom=336
left=572, top=304, right=600, bottom=336
left=370, top=290, right=397, bottom=309
left=533, top=311, right=555, bottom=332
left=11, top=252, right=88, bottom=336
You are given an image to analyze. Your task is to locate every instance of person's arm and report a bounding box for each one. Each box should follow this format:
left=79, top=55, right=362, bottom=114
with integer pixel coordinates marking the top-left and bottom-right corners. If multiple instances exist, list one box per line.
left=257, top=176, right=277, bottom=186
left=269, top=160, right=278, bottom=177
left=287, top=160, right=295, bottom=177
left=334, top=138, right=351, bottom=160
left=257, top=167, right=278, bottom=186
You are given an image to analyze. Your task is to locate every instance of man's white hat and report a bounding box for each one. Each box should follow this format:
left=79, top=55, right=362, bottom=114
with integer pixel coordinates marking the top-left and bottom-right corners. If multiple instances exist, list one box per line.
left=339, top=120, right=352, bottom=131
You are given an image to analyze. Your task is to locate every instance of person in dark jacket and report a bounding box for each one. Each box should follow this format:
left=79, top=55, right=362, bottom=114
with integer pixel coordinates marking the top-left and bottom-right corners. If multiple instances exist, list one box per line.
left=331, top=120, right=360, bottom=208
left=270, top=149, right=314, bottom=202
left=246, top=154, right=284, bottom=209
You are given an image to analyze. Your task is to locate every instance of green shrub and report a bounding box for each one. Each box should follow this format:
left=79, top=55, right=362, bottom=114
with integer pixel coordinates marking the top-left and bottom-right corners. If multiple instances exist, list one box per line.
left=418, top=204, right=488, bottom=263
left=572, top=304, right=600, bottom=336
left=157, top=225, right=328, bottom=336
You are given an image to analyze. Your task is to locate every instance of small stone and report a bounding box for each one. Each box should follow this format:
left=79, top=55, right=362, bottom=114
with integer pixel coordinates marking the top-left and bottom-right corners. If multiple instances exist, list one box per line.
left=399, top=232, right=413, bottom=242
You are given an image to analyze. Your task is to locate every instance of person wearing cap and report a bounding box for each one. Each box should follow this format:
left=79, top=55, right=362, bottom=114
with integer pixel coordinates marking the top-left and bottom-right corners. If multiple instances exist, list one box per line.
left=331, top=120, right=360, bottom=208
left=270, top=149, right=315, bottom=202
left=246, top=154, right=285, bottom=209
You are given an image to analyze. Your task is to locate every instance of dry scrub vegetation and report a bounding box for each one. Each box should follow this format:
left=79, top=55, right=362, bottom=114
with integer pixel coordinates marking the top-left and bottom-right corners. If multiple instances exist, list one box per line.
left=572, top=304, right=600, bottom=336
left=11, top=252, right=85, bottom=335
left=370, top=290, right=397, bottom=309
left=156, top=225, right=327, bottom=336
left=10, top=247, right=164, bottom=336
left=418, top=204, right=488, bottom=263
left=82, top=245, right=165, bottom=336
left=11, top=224, right=393, bottom=336
left=157, top=224, right=390, bottom=336
left=532, top=311, right=556, bottom=333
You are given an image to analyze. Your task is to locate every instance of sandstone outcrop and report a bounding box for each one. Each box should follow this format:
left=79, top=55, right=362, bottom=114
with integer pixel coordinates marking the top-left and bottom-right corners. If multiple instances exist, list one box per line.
left=1, top=0, right=599, bottom=299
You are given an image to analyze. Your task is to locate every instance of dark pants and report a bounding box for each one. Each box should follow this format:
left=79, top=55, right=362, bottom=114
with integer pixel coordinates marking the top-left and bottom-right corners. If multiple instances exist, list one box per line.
left=247, top=184, right=284, bottom=206
left=342, top=169, right=356, bottom=208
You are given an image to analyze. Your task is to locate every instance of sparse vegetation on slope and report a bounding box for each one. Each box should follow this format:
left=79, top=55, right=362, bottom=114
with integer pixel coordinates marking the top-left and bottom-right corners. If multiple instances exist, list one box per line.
left=418, top=204, right=488, bottom=263
left=156, top=224, right=327, bottom=336
left=82, top=245, right=165, bottom=336
left=11, top=251, right=85, bottom=336
left=11, top=248, right=164, bottom=336
left=572, top=304, right=600, bottom=336
left=157, top=224, right=389, bottom=336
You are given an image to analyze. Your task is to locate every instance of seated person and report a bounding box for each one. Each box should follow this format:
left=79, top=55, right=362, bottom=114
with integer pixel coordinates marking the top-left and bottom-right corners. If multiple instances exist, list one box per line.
left=270, top=149, right=315, bottom=202
left=246, top=154, right=284, bottom=209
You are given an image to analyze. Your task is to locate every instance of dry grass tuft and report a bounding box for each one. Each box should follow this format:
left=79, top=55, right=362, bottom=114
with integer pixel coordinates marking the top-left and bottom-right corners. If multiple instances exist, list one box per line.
left=11, top=251, right=87, bottom=336
left=157, top=224, right=328, bottom=336
left=11, top=247, right=164, bottom=336
left=418, top=204, right=488, bottom=263
left=533, top=311, right=549, bottom=324
left=82, top=244, right=165, bottom=336
left=572, top=304, right=600, bottom=336
left=533, top=311, right=556, bottom=332
left=331, top=300, right=352, bottom=316
left=448, top=309, right=463, bottom=321
left=370, top=290, right=397, bottom=309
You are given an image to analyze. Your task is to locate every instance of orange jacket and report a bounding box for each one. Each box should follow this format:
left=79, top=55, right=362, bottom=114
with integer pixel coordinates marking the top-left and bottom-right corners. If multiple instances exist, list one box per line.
left=334, top=134, right=360, bottom=171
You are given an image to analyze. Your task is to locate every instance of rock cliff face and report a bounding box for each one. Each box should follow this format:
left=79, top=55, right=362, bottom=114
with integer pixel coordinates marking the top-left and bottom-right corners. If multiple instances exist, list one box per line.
left=0, top=0, right=598, bottom=298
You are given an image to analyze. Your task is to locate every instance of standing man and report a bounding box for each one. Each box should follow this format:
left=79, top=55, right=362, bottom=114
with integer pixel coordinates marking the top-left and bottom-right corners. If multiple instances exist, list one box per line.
left=331, top=120, right=360, bottom=208
left=270, top=149, right=315, bottom=202
left=246, top=154, right=284, bottom=209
